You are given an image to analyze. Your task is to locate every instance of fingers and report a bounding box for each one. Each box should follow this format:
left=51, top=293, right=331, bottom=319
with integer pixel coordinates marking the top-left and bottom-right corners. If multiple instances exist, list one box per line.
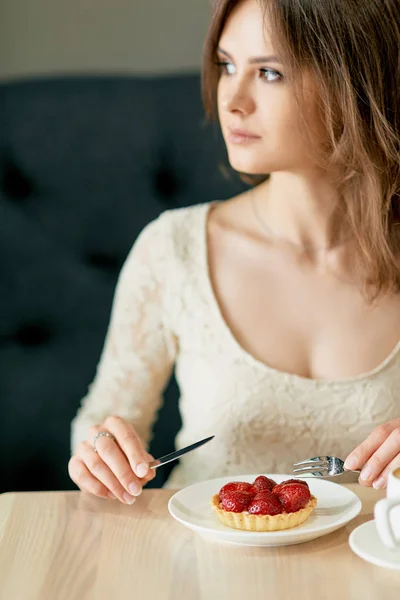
left=103, top=416, right=151, bottom=479
left=142, top=452, right=158, bottom=483
left=97, top=419, right=157, bottom=484
left=359, top=428, right=400, bottom=486
left=68, top=455, right=117, bottom=500
left=371, top=453, right=400, bottom=490
left=77, top=440, right=138, bottom=504
left=87, top=425, right=145, bottom=499
left=69, top=416, right=158, bottom=504
left=344, top=420, right=400, bottom=469
left=344, top=422, right=400, bottom=488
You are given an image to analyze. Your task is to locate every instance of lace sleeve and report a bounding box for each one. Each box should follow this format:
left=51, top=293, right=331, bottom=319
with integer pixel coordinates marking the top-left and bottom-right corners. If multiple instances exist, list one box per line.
left=70, top=213, right=178, bottom=454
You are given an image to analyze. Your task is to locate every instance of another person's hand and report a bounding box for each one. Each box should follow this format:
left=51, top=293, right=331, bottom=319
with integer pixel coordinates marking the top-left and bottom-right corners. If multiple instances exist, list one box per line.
left=68, top=416, right=157, bottom=503
left=344, top=418, right=400, bottom=489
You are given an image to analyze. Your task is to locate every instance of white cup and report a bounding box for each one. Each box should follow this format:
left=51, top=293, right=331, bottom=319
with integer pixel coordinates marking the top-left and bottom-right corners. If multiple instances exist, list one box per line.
left=374, top=467, right=400, bottom=549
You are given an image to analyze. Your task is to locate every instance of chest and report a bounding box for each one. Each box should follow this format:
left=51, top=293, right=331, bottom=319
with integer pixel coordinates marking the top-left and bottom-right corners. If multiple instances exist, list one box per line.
left=207, top=230, right=400, bottom=380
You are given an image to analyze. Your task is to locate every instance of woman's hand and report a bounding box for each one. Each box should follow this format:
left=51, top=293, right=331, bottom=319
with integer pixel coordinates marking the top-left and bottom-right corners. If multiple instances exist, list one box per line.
left=344, top=418, right=400, bottom=489
left=68, top=416, right=157, bottom=503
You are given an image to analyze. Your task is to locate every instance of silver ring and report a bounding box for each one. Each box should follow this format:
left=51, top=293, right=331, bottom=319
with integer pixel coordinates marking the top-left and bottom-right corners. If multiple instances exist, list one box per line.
left=92, top=431, right=116, bottom=453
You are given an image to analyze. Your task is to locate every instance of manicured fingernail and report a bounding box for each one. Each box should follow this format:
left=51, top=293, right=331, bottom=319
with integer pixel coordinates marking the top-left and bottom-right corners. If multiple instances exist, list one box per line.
left=373, top=477, right=385, bottom=489
left=108, top=492, right=117, bottom=500
left=136, top=463, right=148, bottom=478
left=129, top=482, right=141, bottom=496
left=344, top=456, right=358, bottom=470
left=123, top=492, right=136, bottom=504
left=360, top=465, right=372, bottom=481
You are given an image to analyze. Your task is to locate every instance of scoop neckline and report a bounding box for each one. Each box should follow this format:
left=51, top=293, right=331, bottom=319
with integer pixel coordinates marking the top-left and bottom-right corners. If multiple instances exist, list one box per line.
left=199, top=200, right=400, bottom=387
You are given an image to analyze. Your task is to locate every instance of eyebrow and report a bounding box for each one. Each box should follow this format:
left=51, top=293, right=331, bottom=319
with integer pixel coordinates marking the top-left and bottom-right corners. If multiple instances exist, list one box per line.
left=217, top=47, right=281, bottom=64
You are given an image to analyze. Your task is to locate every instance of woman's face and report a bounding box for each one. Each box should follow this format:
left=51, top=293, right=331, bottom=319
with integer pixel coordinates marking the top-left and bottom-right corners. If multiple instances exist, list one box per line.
left=217, top=0, right=323, bottom=176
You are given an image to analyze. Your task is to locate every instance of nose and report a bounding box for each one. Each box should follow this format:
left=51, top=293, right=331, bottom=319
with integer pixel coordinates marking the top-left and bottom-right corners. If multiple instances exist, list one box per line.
left=221, top=80, right=256, bottom=116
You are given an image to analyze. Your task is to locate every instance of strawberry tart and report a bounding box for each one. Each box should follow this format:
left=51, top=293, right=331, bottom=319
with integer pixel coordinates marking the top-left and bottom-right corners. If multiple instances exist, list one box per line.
left=210, top=476, right=317, bottom=532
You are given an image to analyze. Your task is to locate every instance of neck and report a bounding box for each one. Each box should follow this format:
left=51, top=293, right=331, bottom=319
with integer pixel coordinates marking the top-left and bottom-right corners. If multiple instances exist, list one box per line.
left=253, top=171, right=349, bottom=252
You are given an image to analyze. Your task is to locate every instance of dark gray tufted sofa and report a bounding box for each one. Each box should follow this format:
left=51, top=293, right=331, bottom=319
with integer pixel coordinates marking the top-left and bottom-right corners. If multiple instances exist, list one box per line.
left=0, top=74, right=245, bottom=492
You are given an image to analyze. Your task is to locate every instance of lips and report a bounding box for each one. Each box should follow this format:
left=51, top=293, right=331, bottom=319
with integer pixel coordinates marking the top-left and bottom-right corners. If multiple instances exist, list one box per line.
left=228, top=127, right=260, bottom=138
left=227, top=127, right=261, bottom=144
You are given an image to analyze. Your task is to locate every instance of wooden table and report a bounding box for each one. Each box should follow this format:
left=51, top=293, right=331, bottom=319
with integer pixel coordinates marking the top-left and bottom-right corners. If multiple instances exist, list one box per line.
left=0, top=485, right=399, bottom=600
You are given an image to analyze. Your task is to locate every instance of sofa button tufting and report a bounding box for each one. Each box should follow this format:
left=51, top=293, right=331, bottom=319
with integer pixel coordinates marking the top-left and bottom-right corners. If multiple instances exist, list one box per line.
left=87, top=252, right=121, bottom=272
left=2, top=157, right=34, bottom=201
left=153, top=167, right=180, bottom=201
left=15, top=322, right=53, bottom=346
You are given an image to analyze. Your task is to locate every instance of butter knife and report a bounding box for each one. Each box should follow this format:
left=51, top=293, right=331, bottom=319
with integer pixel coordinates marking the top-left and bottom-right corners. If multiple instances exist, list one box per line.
left=149, top=435, right=215, bottom=469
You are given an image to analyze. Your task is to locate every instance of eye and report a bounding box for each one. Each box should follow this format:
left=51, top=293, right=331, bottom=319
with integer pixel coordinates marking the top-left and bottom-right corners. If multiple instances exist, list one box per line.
left=215, top=61, right=236, bottom=76
left=260, top=68, right=282, bottom=82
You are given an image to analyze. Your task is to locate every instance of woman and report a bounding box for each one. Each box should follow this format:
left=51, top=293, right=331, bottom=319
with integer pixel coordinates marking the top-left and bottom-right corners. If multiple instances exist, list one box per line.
left=69, top=0, right=400, bottom=504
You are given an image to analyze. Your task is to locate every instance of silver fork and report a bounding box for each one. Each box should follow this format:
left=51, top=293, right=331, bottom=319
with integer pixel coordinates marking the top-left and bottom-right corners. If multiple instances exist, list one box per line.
left=293, top=456, right=362, bottom=478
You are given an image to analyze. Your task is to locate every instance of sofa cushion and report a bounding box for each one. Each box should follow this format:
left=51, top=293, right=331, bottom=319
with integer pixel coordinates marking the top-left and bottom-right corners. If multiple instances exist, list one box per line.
left=0, top=74, right=245, bottom=491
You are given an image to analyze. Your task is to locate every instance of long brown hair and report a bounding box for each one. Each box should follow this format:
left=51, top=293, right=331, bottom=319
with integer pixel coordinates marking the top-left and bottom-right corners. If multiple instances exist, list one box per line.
left=202, top=0, right=400, bottom=300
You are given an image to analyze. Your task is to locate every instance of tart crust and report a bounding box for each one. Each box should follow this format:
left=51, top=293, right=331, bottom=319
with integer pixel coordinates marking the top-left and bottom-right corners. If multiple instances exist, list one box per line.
left=210, top=493, right=317, bottom=532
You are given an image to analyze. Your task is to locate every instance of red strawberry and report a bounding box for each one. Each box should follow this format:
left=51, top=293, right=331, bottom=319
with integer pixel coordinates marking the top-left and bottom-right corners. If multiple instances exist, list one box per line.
left=273, top=483, right=311, bottom=513
left=221, top=490, right=253, bottom=513
left=272, top=479, right=309, bottom=495
left=219, top=481, right=253, bottom=501
left=251, top=475, right=277, bottom=494
left=248, top=491, right=284, bottom=516
left=282, top=478, right=309, bottom=488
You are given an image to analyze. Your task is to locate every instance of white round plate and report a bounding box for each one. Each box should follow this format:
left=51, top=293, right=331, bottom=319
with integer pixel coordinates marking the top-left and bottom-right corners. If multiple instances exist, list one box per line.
left=349, top=520, right=400, bottom=570
left=168, top=473, right=362, bottom=547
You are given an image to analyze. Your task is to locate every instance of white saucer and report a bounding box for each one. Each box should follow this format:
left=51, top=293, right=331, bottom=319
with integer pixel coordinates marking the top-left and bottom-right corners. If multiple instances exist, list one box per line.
left=168, top=473, right=362, bottom=547
left=349, top=520, right=400, bottom=570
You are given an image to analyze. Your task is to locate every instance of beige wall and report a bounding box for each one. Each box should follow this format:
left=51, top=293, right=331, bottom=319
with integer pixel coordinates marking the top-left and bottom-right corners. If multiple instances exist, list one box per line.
left=0, top=0, right=212, bottom=81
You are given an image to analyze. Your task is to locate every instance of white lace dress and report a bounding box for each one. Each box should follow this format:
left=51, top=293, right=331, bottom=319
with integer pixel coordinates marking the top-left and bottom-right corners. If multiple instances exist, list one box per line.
left=71, top=202, right=400, bottom=488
